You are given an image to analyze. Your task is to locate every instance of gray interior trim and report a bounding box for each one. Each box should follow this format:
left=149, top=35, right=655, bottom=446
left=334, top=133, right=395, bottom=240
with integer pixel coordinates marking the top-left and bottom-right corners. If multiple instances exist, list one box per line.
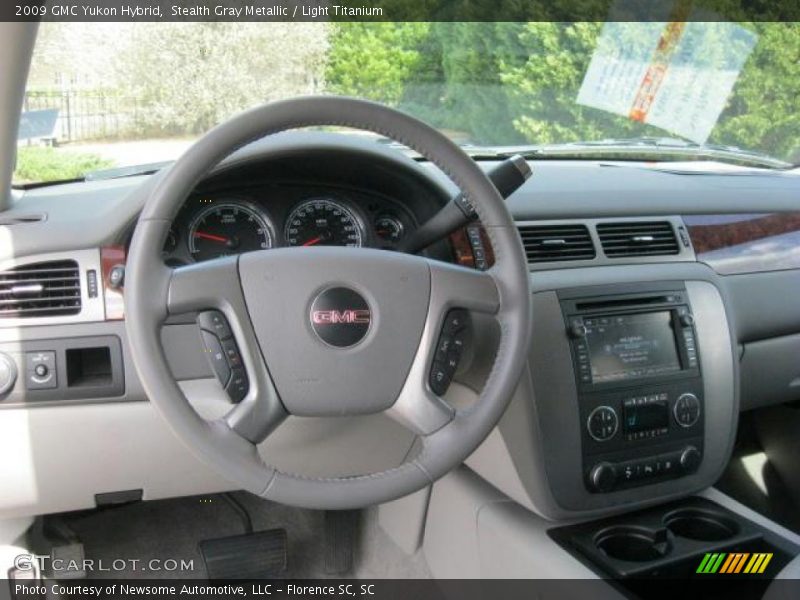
left=725, top=270, right=800, bottom=343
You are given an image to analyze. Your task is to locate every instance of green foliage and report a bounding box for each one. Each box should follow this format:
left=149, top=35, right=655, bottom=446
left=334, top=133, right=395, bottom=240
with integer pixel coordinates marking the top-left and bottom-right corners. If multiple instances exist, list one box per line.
left=114, top=23, right=329, bottom=136
left=325, top=21, right=800, bottom=162
left=14, top=146, right=113, bottom=183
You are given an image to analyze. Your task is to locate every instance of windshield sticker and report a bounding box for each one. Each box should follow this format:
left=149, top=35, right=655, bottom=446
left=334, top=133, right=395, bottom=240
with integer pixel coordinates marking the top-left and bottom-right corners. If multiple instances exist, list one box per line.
left=577, top=17, right=757, bottom=143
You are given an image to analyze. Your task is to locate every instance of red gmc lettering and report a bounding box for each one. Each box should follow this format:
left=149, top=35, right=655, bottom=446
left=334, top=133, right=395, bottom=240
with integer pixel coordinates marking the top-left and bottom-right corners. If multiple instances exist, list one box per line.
left=312, top=310, right=370, bottom=325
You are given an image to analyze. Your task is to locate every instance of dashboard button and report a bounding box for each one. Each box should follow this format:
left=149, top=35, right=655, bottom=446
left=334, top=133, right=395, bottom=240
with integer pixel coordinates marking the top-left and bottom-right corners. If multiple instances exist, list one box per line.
left=26, top=351, right=57, bottom=390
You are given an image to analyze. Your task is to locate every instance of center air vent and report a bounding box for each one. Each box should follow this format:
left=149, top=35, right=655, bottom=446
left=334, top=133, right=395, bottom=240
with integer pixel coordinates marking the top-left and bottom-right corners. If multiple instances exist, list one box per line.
left=597, top=221, right=679, bottom=258
left=517, top=224, right=596, bottom=263
left=0, top=260, right=82, bottom=318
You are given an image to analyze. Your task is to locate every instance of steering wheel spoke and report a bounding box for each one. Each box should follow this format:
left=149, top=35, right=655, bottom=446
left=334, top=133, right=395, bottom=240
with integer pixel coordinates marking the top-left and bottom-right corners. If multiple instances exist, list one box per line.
left=386, top=260, right=499, bottom=436
left=168, top=257, right=288, bottom=444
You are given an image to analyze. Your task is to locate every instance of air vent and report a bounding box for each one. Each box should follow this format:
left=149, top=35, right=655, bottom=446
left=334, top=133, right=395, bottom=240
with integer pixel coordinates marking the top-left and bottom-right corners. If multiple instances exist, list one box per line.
left=0, top=260, right=82, bottom=318
left=597, top=221, right=679, bottom=258
left=517, top=224, right=596, bottom=263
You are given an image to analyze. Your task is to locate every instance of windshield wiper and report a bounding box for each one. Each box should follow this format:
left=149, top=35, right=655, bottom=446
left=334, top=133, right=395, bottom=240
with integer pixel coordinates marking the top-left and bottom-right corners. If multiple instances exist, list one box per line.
left=485, top=137, right=792, bottom=170
left=84, top=161, right=172, bottom=181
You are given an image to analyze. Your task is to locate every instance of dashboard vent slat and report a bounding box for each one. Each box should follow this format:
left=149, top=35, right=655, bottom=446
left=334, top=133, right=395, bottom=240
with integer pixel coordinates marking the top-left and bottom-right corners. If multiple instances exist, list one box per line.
left=597, top=221, right=679, bottom=258
left=517, top=224, right=596, bottom=263
left=0, top=260, right=82, bottom=318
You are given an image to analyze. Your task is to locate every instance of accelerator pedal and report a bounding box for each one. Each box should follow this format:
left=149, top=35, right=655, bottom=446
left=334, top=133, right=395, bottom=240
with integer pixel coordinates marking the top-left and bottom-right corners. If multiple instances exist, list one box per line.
left=199, top=529, right=287, bottom=580
left=325, top=510, right=359, bottom=575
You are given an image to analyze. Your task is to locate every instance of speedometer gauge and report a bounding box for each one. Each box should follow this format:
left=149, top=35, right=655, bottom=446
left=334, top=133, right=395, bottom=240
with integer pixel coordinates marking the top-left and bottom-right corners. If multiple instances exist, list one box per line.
left=284, top=198, right=363, bottom=247
left=188, top=201, right=273, bottom=261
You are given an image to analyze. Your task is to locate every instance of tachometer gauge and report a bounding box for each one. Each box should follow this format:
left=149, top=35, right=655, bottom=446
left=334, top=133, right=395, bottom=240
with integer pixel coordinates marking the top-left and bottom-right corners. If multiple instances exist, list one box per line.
left=375, top=215, right=404, bottom=243
left=188, top=201, right=273, bottom=261
left=284, top=198, right=363, bottom=247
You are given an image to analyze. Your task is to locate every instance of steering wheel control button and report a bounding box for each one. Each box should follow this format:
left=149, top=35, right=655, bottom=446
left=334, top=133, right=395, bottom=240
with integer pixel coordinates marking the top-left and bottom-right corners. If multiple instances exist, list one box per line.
left=221, top=339, right=243, bottom=369
left=428, top=309, right=470, bottom=396
left=435, top=336, right=454, bottom=362
left=201, top=331, right=231, bottom=387
left=226, top=368, right=249, bottom=403
left=309, top=287, right=371, bottom=348
left=442, top=309, right=468, bottom=335
left=0, top=352, right=18, bottom=396
left=674, top=393, right=701, bottom=428
left=587, top=405, right=618, bottom=442
left=429, top=362, right=452, bottom=396
left=198, top=310, right=233, bottom=340
left=25, top=351, right=57, bottom=390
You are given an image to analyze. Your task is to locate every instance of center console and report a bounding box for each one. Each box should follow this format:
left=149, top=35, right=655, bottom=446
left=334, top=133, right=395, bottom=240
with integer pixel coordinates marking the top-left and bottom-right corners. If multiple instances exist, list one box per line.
left=465, top=265, right=739, bottom=521
left=560, top=287, right=704, bottom=493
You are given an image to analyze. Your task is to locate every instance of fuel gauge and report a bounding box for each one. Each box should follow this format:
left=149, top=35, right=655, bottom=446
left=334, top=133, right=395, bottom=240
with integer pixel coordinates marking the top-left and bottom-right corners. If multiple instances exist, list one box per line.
left=375, top=215, right=404, bottom=244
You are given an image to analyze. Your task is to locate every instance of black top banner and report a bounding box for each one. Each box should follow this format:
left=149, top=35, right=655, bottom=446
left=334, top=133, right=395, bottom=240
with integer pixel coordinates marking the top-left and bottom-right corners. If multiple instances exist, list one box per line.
left=5, top=0, right=800, bottom=22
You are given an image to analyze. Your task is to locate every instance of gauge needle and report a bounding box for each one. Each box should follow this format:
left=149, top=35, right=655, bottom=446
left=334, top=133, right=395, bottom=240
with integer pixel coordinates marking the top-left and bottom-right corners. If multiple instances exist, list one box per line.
left=194, top=231, right=229, bottom=244
left=303, top=236, right=324, bottom=247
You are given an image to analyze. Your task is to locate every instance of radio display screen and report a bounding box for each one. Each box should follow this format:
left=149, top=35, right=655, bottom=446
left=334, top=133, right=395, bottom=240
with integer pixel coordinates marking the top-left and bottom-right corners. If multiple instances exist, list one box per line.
left=585, top=311, right=681, bottom=383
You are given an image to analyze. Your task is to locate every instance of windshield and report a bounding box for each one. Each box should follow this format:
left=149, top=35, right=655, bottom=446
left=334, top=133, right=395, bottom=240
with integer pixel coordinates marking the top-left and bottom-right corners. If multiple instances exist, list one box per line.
left=14, top=21, right=800, bottom=183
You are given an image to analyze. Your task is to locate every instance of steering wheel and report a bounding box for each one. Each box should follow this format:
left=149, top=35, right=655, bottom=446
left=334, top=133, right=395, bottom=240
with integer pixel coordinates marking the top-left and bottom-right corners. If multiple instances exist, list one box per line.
left=125, top=97, right=531, bottom=509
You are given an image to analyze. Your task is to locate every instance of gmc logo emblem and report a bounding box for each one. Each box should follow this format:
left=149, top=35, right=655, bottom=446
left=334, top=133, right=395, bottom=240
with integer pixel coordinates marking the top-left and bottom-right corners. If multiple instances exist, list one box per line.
left=309, top=287, right=372, bottom=348
left=312, top=309, right=371, bottom=325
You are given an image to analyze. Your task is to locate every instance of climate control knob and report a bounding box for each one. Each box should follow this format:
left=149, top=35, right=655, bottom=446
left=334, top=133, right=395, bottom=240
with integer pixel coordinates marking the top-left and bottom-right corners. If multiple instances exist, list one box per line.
left=0, top=352, right=17, bottom=396
left=587, top=405, right=618, bottom=442
left=674, top=393, right=701, bottom=428
left=680, top=446, right=702, bottom=473
left=589, top=462, right=617, bottom=493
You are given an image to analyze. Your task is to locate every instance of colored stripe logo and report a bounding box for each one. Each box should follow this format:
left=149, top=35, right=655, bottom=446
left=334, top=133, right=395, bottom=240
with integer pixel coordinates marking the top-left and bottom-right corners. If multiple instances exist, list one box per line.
left=697, top=553, right=773, bottom=574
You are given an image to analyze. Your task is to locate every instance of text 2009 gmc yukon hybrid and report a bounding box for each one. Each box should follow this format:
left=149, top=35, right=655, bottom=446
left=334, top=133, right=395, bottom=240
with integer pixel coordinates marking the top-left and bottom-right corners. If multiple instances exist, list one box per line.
left=0, top=10, right=799, bottom=600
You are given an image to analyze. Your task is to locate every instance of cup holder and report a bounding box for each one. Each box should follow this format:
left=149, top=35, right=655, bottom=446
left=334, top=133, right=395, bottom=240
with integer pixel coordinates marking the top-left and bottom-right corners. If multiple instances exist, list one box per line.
left=664, top=509, right=740, bottom=542
left=595, top=526, right=672, bottom=562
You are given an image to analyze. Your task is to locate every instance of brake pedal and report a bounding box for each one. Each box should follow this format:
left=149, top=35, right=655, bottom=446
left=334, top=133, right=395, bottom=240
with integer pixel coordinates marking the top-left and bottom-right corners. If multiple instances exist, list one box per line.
left=325, top=510, right=359, bottom=575
left=198, top=529, right=287, bottom=580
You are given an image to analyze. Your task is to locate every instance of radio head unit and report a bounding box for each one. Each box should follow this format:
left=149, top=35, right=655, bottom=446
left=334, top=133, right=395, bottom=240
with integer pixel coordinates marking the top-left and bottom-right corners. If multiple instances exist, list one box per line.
left=559, top=286, right=704, bottom=494
left=564, top=292, right=699, bottom=390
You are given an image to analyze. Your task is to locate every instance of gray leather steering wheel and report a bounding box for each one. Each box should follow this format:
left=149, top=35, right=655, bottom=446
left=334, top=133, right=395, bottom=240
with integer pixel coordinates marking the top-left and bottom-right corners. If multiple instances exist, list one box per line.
left=126, top=96, right=531, bottom=509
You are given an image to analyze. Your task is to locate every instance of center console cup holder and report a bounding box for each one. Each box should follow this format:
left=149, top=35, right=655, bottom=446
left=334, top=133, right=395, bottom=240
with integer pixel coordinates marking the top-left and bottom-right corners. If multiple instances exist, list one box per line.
left=664, top=508, right=739, bottom=542
left=595, top=526, right=672, bottom=562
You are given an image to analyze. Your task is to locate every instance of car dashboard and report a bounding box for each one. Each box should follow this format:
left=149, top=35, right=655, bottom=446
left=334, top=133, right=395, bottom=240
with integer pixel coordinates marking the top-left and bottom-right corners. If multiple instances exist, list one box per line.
left=0, top=132, right=799, bottom=522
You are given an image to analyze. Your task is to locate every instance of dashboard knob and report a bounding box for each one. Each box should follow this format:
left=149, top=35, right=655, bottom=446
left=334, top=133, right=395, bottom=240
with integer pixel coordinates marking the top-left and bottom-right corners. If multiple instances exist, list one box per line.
left=0, top=352, right=17, bottom=396
left=679, top=313, right=695, bottom=327
left=589, top=462, right=617, bottom=493
left=674, top=392, right=701, bottom=428
left=679, top=446, right=702, bottom=473
left=569, top=322, right=587, bottom=338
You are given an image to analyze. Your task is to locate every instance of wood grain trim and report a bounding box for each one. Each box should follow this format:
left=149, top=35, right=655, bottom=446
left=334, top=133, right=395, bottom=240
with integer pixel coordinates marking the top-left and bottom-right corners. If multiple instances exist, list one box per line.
left=685, top=213, right=800, bottom=275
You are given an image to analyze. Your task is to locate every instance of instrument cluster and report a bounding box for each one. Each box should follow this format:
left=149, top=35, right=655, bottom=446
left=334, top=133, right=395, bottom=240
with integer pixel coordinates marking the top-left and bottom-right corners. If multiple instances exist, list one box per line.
left=162, top=187, right=416, bottom=265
